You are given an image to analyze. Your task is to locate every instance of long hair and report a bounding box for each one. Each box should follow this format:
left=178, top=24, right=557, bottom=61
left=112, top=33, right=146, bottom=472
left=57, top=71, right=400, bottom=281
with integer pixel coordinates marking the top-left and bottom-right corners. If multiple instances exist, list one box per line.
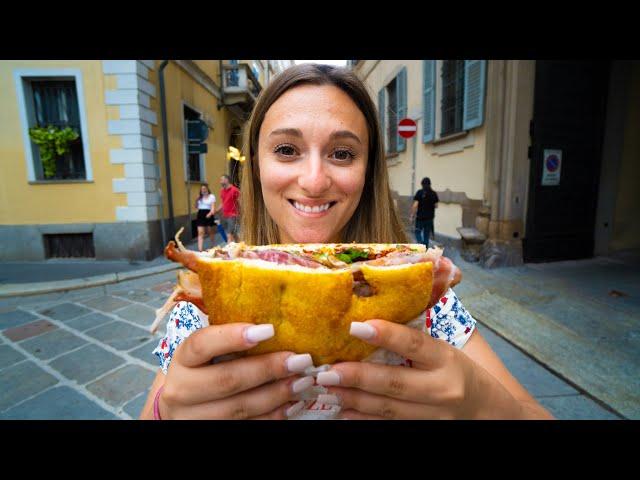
left=240, top=63, right=408, bottom=245
left=198, top=183, right=211, bottom=201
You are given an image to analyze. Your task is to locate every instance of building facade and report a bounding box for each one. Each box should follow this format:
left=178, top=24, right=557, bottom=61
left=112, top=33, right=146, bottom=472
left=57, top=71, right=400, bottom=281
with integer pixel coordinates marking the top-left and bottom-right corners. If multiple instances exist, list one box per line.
left=0, top=59, right=292, bottom=261
left=352, top=60, right=640, bottom=266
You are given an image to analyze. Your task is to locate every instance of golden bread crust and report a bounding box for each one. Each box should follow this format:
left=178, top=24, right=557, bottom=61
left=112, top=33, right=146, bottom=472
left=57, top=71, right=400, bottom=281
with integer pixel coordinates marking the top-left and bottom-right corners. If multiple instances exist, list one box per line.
left=196, top=257, right=433, bottom=364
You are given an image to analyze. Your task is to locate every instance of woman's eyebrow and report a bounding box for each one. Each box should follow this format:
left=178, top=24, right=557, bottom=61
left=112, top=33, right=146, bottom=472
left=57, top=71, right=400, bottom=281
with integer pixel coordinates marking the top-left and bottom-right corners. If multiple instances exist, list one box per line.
left=329, top=130, right=361, bottom=145
left=269, top=128, right=303, bottom=138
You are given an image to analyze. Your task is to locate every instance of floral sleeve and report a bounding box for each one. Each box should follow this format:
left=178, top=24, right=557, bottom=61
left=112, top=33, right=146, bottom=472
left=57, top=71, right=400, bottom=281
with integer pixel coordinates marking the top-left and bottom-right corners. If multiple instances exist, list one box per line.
left=152, top=301, right=208, bottom=374
left=426, top=288, right=477, bottom=349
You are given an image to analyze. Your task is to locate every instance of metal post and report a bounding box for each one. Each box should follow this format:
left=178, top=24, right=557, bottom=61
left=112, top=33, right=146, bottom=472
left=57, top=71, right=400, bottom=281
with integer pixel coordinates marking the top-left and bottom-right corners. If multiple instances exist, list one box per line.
left=411, top=132, right=417, bottom=196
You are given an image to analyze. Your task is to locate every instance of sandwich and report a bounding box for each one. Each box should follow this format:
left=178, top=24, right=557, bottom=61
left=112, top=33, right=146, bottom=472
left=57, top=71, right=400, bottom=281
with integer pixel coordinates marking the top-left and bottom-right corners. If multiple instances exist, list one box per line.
left=151, top=229, right=462, bottom=365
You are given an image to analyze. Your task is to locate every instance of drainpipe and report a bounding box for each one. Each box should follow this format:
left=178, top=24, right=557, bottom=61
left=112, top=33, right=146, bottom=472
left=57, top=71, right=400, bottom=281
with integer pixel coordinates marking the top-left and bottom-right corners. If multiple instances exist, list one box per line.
left=159, top=60, right=176, bottom=238
left=218, top=60, right=225, bottom=110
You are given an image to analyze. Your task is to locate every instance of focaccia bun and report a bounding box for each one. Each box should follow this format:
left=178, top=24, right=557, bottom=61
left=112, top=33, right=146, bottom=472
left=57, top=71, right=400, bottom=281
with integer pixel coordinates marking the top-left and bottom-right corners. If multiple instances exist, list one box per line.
left=195, top=253, right=433, bottom=364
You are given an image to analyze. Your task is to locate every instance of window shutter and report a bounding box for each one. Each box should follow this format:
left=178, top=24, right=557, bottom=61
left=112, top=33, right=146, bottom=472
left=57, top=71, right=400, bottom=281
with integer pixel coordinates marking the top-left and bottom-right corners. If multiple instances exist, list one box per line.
left=463, top=60, right=486, bottom=130
left=378, top=88, right=386, bottom=153
left=397, top=66, right=407, bottom=152
left=423, top=60, right=436, bottom=143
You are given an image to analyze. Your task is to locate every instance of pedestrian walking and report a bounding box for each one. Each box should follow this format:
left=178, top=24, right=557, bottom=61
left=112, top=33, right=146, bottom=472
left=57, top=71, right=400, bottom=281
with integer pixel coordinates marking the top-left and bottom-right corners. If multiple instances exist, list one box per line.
left=194, top=183, right=216, bottom=252
left=216, top=174, right=241, bottom=242
left=410, top=177, right=439, bottom=247
left=141, top=64, right=552, bottom=420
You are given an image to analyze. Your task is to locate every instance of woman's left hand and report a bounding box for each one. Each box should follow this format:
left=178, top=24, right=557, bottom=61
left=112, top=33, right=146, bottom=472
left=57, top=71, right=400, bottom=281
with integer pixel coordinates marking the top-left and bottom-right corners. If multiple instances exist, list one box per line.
left=317, top=320, right=526, bottom=419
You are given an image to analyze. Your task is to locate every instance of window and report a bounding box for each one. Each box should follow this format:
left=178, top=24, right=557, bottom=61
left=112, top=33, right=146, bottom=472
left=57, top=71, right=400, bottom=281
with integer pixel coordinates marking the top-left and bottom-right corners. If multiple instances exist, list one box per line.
left=251, top=61, right=261, bottom=81
left=27, top=78, right=85, bottom=180
left=184, top=105, right=204, bottom=182
left=440, top=60, right=465, bottom=137
left=386, top=77, right=398, bottom=153
left=422, top=60, right=487, bottom=144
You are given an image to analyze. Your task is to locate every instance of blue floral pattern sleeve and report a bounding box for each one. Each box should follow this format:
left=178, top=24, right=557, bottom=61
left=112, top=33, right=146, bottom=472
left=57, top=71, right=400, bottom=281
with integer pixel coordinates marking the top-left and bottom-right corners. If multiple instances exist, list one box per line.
left=153, top=301, right=208, bottom=374
left=426, top=288, right=476, bottom=349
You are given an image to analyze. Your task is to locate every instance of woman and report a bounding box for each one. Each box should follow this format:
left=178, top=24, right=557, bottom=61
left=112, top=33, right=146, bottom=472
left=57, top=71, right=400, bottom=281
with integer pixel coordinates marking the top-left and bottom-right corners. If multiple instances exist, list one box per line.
left=194, top=183, right=217, bottom=252
left=410, top=177, right=439, bottom=247
left=140, top=64, right=553, bottom=420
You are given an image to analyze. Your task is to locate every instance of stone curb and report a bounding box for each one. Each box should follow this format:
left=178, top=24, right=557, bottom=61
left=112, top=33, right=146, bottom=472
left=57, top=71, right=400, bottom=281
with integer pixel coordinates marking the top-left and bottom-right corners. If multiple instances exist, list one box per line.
left=0, top=263, right=181, bottom=299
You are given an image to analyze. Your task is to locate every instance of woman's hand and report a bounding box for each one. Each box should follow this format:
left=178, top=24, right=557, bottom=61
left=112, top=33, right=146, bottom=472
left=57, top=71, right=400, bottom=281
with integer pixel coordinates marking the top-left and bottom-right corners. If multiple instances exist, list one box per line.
left=158, top=323, right=315, bottom=419
left=316, top=320, right=533, bottom=419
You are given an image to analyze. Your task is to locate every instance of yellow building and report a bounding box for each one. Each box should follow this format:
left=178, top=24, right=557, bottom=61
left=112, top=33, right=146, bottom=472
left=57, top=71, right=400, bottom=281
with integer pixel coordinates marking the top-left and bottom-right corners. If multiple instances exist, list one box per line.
left=351, top=60, right=640, bottom=266
left=0, top=59, right=292, bottom=261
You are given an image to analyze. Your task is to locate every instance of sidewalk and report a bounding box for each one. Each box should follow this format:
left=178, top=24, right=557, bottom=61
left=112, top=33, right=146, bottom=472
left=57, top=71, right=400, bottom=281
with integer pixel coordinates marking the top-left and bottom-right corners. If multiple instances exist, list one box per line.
left=0, top=237, right=223, bottom=299
left=448, top=248, right=640, bottom=420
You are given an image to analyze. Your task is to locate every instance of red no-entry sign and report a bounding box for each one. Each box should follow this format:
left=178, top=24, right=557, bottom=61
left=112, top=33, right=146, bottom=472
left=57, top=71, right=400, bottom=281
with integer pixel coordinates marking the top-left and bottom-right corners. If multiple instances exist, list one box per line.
left=398, top=118, right=417, bottom=138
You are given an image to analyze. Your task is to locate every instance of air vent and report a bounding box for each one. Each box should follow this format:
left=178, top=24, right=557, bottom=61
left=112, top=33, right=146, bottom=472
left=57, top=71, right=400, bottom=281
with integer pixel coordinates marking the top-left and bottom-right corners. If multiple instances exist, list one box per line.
left=44, top=233, right=95, bottom=258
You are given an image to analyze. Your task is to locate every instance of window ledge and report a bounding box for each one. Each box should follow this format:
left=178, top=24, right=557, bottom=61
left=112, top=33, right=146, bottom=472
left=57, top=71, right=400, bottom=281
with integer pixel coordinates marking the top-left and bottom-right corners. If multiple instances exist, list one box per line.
left=29, top=180, right=93, bottom=185
left=432, top=130, right=469, bottom=146
left=385, top=152, right=400, bottom=159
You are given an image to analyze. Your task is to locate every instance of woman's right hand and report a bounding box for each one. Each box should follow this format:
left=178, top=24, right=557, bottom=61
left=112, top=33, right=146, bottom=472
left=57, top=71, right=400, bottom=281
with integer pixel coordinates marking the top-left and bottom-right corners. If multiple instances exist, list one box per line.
left=158, top=323, right=315, bottom=419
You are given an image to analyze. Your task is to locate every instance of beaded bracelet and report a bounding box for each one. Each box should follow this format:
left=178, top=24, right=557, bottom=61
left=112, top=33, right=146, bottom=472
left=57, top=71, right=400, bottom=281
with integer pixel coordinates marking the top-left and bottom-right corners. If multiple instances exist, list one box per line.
left=153, top=386, right=165, bottom=420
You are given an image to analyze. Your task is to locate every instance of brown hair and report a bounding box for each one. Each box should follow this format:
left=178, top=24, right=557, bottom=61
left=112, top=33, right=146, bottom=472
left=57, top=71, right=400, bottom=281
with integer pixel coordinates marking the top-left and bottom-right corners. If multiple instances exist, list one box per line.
left=240, top=63, right=408, bottom=245
left=198, top=183, right=211, bottom=200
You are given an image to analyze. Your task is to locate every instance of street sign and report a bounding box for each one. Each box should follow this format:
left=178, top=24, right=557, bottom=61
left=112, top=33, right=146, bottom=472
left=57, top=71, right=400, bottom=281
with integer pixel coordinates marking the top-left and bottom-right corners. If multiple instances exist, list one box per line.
left=398, top=118, right=417, bottom=139
left=542, top=149, right=562, bottom=186
left=188, top=143, right=208, bottom=154
left=187, top=120, right=209, bottom=143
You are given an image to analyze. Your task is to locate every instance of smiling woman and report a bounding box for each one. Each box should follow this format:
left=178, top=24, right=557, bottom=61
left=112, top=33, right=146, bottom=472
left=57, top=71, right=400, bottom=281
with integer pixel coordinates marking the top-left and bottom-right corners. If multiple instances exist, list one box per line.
left=241, top=64, right=407, bottom=246
left=140, top=64, right=553, bottom=421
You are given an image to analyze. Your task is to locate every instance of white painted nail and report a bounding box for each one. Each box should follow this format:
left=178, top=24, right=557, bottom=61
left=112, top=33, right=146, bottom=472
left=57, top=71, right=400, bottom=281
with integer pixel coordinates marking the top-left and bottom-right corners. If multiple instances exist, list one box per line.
left=317, top=394, right=341, bottom=405
left=244, top=324, right=274, bottom=344
left=291, top=376, right=315, bottom=393
left=317, top=371, right=341, bottom=386
left=350, top=322, right=376, bottom=340
left=304, top=364, right=330, bottom=376
left=286, top=354, right=314, bottom=373
left=285, top=400, right=305, bottom=418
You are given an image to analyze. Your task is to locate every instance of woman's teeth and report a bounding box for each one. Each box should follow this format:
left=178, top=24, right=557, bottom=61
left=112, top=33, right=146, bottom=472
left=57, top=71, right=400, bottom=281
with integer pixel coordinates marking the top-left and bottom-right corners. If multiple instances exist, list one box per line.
left=293, top=201, right=331, bottom=213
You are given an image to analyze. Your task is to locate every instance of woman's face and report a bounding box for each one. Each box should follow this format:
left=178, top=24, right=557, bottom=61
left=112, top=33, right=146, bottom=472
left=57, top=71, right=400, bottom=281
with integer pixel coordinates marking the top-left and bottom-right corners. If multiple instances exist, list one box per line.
left=200, top=185, right=208, bottom=195
left=258, top=84, right=369, bottom=244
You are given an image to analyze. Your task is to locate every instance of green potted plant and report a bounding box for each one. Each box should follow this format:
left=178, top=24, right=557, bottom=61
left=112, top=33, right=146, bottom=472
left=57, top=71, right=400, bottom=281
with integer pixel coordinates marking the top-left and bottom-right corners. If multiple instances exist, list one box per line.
left=28, top=125, right=79, bottom=179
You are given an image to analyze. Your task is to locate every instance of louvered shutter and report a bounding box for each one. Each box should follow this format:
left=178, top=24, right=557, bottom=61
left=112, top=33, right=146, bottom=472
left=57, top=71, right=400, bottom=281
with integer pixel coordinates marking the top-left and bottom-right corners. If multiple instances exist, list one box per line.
left=463, top=60, right=487, bottom=130
left=423, top=60, right=436, bottom=143
left=397, top=67, right=407, bottom=151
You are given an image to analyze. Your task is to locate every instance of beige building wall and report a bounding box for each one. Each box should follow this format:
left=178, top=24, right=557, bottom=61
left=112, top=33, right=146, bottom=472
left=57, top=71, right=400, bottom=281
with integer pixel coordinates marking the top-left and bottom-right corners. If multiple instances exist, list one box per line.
left=356, top=60, right=487, bottom=239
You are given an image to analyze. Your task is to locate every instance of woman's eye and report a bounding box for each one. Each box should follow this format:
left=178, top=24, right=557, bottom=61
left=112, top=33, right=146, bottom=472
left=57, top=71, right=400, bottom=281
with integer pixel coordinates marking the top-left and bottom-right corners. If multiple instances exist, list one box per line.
left=274, top=145, right=297, bottom=156
left=332, top=149, right=355, bottom=161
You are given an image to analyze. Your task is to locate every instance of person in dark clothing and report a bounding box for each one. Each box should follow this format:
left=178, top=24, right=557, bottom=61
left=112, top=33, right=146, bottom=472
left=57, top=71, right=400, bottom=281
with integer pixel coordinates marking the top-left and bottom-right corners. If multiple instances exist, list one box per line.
left=410, top=177, right=439, bottom=247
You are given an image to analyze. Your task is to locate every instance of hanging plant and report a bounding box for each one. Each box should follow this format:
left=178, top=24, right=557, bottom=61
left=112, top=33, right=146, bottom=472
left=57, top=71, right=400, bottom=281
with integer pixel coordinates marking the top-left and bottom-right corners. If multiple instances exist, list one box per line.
left=28, top=125, right=79, bottom=178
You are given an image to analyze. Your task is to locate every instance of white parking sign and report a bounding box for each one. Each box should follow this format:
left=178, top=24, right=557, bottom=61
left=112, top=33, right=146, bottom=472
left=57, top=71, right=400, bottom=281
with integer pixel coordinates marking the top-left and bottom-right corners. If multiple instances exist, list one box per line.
left=542, top=149, right=562, bottom=186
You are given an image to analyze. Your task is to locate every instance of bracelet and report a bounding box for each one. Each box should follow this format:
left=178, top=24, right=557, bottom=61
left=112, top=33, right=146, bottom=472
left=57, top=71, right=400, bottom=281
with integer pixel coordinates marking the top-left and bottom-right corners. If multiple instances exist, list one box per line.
left=153, top=386, right=165, bottom=420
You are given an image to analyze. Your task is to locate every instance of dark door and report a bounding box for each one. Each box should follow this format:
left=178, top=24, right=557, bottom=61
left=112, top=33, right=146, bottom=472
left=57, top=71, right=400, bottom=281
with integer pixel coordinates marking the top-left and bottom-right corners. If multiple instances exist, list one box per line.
left=524, top=61, right=609, bottom=262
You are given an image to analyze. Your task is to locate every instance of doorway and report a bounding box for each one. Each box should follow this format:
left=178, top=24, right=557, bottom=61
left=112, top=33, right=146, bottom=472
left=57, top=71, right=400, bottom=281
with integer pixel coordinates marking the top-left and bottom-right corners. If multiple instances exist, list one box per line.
left=524, top=61, right=610, bottom=262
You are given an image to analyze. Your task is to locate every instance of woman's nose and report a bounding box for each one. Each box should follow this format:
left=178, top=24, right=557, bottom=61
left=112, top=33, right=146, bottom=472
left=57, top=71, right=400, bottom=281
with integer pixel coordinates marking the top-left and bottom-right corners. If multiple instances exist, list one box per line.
left=297, top=153, right=332, bottom=195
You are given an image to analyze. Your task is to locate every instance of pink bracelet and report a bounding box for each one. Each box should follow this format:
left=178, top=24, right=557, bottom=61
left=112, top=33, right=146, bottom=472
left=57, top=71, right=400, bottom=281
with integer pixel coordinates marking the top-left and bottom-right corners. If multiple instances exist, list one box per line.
left=153, top=386, right=165, bottom=420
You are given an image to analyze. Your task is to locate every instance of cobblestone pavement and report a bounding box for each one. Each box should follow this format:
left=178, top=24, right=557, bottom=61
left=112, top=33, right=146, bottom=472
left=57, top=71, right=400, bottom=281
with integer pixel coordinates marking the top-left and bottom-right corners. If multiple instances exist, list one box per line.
left=0, top=267, right=622, bottom=420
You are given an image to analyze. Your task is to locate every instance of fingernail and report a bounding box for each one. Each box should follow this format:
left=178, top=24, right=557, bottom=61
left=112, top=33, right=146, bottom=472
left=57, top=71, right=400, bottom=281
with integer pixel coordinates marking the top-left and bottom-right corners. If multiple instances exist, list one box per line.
left=291, top=376, right=315, bottom=393
left=350, top=322, right=376, bottom=340
left=285, top=400, right=305, bottom=418
left=317, top=371, right=341, bottom=386
left=317, top=394, right=341, bottom=405
left=286, top=353, right=314, bottom=373
left=304, top=364, right=330, bottom=376
left=244, top=324, right=274, bottom=343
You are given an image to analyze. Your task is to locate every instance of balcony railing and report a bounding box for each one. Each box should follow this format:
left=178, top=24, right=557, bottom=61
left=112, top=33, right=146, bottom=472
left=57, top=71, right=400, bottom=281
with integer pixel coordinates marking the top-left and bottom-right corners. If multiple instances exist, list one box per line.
left=222, top=63, right=261, bottom=116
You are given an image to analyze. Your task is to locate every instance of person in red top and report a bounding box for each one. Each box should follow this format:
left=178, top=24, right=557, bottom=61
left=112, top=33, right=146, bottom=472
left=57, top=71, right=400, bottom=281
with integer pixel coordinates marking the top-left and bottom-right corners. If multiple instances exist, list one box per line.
left=216, top=174, right=241, bottom=242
